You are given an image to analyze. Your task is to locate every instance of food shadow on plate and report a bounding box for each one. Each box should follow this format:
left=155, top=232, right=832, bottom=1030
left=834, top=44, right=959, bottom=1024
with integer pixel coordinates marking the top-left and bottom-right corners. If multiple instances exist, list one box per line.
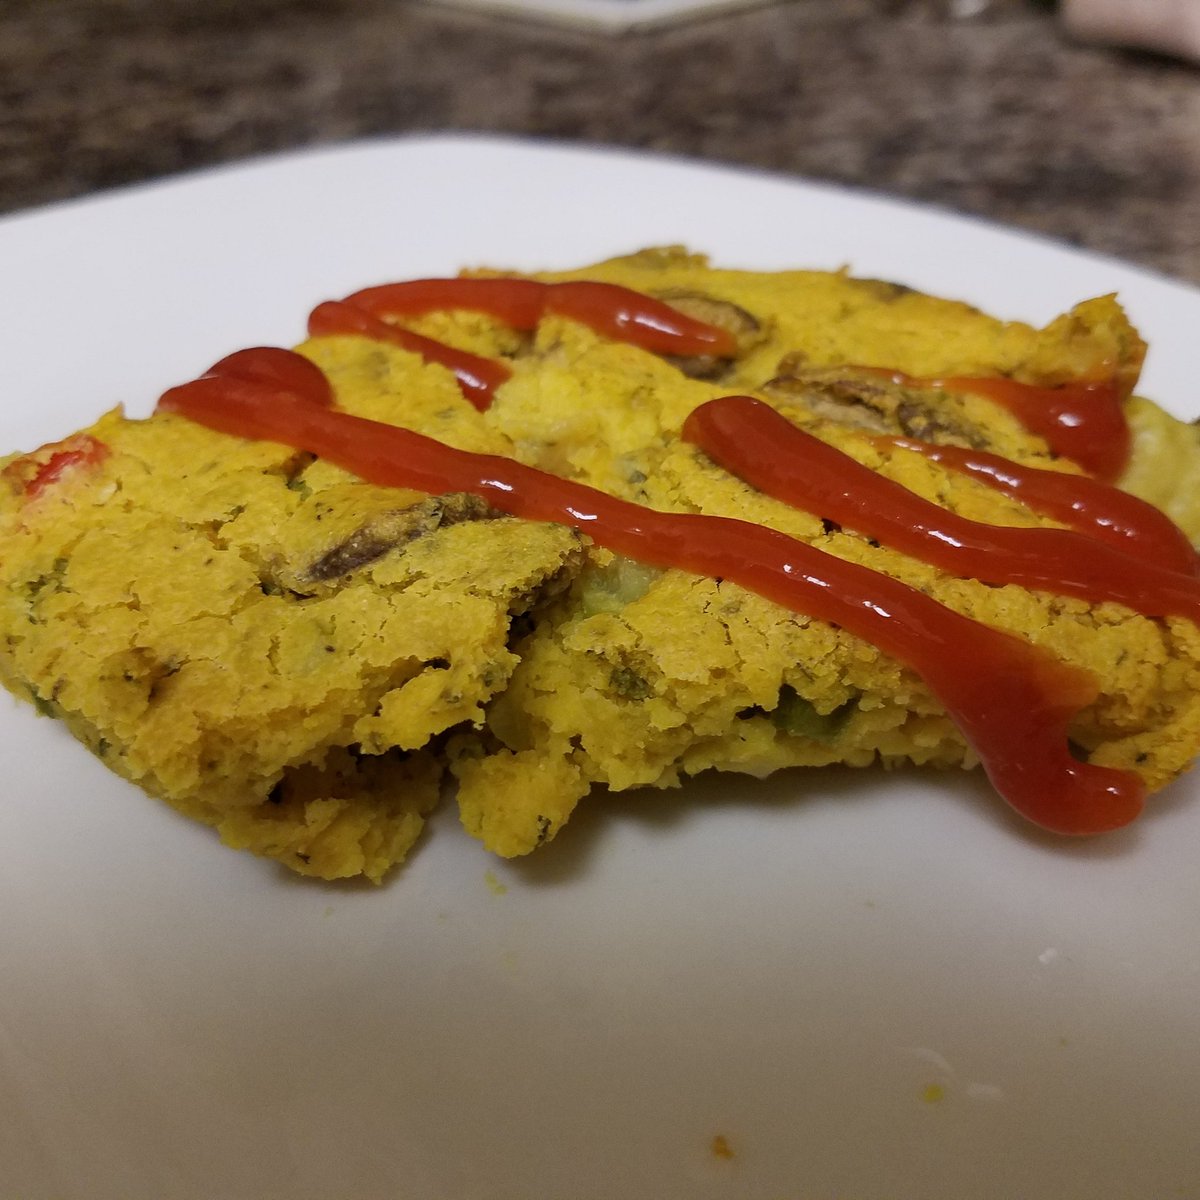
left=504, top=760, right=1158, bottom=888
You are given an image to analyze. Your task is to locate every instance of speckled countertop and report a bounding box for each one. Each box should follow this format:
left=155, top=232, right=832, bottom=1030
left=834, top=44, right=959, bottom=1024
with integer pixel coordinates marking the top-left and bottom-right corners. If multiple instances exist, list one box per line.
left=2, top=0, right=1198, bottom=283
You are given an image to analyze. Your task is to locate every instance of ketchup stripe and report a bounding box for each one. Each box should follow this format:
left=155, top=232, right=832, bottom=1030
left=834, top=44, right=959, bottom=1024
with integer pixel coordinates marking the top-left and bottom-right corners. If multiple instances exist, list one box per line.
left=862, top=367, right=1130, bottom=481
left=322, top=280, right=1132, bottom=484
left=341, top=278, right=739, bottom=359
left=308, top=279, right=735, bottom=408
left=345, top=277, right=546, bottom=328
left=307, top=300, right=508, bottom=412
left=208, top=346, right=336, bottom=408
left=944, top=374, right=1130, bottom=483
left=877, top=435, right=1200, bottom=576
left=157, top=366, right=1145, bottom=836
left=682, top=396, right=1200, bottom=622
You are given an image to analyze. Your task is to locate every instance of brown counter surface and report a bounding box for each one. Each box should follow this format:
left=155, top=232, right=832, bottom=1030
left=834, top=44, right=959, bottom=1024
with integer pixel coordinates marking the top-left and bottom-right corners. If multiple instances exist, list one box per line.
left=2, top=0, right=1198, bottom=283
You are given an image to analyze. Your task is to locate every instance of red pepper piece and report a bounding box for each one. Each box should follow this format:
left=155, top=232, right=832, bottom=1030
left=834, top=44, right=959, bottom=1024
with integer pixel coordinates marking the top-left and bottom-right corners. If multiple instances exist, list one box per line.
left=3, top=434, right=110, bottom=499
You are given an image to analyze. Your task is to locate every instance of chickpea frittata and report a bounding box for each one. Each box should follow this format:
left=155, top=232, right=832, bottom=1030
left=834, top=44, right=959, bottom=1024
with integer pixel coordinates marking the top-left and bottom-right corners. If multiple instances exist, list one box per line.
left=3, top=248, right=1199, bottom=880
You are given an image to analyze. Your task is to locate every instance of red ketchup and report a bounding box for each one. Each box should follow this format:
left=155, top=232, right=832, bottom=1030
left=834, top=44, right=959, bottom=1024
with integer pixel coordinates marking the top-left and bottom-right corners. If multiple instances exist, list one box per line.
left=159, top=354, right=1149, bottom=837
left=876, top=435, right=1200, bottom=576
left=308, top=277, right=738, bottom=408
left=682, top=395, right=1200, bottom=622
left=308, top=301, right=509, bottom=411
left=864, top=368, right=1130, bottom=482
left=342, top=278, right=739, bottom=359
left=206, top=346, right=336, bottom=406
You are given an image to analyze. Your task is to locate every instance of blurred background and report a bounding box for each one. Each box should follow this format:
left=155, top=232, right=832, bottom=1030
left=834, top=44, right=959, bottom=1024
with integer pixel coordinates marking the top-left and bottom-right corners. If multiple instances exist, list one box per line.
left=2, top=0, right=1197, bottom=282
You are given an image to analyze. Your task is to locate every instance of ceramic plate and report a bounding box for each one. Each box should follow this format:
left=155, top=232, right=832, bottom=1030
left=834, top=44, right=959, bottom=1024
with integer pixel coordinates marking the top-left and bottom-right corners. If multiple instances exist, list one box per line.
left=1, top=135, right=1198, bottom=1200
left=417, top=0, right=769, bottom=33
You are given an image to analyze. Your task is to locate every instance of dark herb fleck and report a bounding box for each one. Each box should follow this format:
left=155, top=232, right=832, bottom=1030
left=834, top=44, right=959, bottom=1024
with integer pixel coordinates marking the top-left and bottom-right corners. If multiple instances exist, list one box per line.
left=610, top=666, right=653, bottom=700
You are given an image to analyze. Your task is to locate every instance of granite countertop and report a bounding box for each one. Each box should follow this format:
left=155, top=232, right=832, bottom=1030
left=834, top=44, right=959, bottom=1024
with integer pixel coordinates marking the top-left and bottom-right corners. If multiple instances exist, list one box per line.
left=2, top=0, right=1198, bottom=283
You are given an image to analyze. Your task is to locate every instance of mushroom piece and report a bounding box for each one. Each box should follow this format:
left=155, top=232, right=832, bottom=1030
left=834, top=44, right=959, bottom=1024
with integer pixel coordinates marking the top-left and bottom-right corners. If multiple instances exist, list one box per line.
left=653, top=289, right=763, bottom=380
left=762, top=361, right=991, bottom=448
left=303, top=492, right=496, bottom=583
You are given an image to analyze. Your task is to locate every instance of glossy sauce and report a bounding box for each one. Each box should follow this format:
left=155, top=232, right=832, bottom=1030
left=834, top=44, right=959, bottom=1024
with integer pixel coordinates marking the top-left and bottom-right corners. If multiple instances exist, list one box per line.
left=308, top=301, right=509, bottom=411
left=865, top=367, right=1129, bottom=482
left=208, top=346, right=336, bottom=406
left=322, top=278, right=1131, bottom=485
left=343, top=278, right=739, bottom=359
left=876, top=435, right=1200, bottom=576
left=682, top=395, right=1200, bottom=621
left=308, top=277, right=738, bottom=408
left=159, top=350, right=1150, bottom=836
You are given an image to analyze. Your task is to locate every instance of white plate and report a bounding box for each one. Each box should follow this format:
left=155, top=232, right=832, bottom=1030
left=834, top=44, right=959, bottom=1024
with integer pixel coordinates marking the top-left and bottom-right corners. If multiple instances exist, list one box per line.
left=1, top=135, right=1198, bottom=1200
left=417, top=0, right=769, bottom=33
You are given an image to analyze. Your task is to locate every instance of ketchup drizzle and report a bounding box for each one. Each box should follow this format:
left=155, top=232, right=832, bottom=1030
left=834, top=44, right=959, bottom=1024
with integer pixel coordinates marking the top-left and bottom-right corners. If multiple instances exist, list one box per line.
left=207, top=346, right=336, bottom=407
left=877, top=435, right=1200, bottom=576
left=301, top=278, right=737, bottom=409
left=308, top=300, right=509, bottom=411
left=158, top=353, right=1148, bottom=837
left=683, top=396, right=1200, bottom=622
left=320, top=280, right=1130, bottom=483
left=342, top=278, right=740, bottom=361
left=866, top=367, right=1130, bottom=482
